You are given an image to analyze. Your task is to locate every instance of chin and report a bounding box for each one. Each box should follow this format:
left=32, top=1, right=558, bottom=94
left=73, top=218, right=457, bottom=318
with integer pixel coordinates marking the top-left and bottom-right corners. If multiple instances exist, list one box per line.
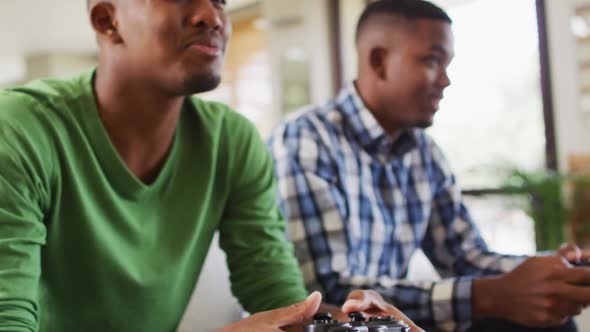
left=182, top=71, right=222, bottom=94
left=416, top=119, right=434, bottom=129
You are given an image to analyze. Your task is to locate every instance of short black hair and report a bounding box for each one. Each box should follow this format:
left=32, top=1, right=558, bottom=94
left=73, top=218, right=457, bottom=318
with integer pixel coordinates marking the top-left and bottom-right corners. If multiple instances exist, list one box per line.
left=356, top=0, right=452, bottom=40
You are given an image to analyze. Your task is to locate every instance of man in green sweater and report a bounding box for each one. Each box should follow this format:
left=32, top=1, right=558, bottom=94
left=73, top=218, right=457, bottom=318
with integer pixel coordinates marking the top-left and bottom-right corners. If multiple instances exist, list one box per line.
left=0, top=0, right=421, bottom=331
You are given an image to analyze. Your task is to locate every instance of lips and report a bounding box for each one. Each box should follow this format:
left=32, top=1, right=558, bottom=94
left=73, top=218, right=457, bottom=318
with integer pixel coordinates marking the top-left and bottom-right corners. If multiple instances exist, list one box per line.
left=185, top=35, right=224, bottom=56
left=430, top=92, right=444, bottom=100
left=428, top=93, right=444, bottom=111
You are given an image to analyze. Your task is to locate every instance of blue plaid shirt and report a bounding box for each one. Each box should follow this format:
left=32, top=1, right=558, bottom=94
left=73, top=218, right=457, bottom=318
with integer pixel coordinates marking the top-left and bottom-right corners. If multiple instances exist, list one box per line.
left=268, top=83, right=526, bottom=332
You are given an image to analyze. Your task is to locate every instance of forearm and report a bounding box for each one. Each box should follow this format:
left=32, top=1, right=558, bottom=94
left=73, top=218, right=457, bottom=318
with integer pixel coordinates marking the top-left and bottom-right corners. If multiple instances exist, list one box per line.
left=222, top=234, right=309, bottom=312
left=0, top=212, right=45, bottom=332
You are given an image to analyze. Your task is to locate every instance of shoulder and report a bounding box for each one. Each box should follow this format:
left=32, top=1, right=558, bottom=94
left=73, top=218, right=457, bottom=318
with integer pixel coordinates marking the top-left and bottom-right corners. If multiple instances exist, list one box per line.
left=269, top=101, right=343, bottom=156
left=0, top=74, right=86, bottom=130
left=0, top=80, right=70, bottom=193
left=0, top=73, right=95, bottom=183
left=0, top=79, right=73, bottom=150
left=274, top=101, right=343, bottom=137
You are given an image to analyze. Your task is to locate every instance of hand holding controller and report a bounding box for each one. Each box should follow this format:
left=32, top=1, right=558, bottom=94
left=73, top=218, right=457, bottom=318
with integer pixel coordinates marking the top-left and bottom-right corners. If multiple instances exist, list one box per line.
left=304, top=311, right=411, bottom=332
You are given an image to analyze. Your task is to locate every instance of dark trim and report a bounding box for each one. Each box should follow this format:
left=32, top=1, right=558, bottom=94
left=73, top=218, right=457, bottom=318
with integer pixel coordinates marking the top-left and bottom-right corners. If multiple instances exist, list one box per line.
left=536, top=0, right=559, bottom=171
left=462, top=188, right=526, bottom=197
left=328, top=0, right=343, bottom=93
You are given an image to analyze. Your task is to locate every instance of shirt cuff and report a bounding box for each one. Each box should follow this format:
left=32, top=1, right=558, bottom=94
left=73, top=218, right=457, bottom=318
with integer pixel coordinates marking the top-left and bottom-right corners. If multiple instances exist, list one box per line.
left=431, top=276, right=474, bottom=332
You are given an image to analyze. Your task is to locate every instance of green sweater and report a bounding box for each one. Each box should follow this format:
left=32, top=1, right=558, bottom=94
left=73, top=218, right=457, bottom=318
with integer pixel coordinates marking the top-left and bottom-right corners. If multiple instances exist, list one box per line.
left=0, top=71, right=308, bottom=332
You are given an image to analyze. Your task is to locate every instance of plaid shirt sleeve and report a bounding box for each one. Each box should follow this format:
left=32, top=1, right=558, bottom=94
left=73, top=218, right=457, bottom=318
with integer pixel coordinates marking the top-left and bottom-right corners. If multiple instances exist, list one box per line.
left=269, top=121, right=357, bottom=300
left=419, top=137, right=527, bottom=331
left=269, top=120, right=527, bottom=332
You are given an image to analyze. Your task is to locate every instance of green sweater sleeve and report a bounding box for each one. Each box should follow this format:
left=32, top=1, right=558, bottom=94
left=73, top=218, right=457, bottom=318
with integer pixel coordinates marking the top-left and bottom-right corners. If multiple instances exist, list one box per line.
left=0, top=94, right=51, bottom=331
left=218, top=110, right=308, bottom=313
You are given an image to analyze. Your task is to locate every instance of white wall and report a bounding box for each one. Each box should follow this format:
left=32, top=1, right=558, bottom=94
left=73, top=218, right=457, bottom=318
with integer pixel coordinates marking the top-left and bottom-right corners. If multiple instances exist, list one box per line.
left=339, top=0, right=366, bottom=84
left=0, top=1, right=96, bottom=58
left=546, top=1, right=590, bottom=327
left=262, top=0, right=336, bottom=119
left=546, top=0, right=590, bottom=171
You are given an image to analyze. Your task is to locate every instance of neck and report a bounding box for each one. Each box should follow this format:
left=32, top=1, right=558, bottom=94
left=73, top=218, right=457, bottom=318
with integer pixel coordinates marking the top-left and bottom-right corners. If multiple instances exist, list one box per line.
left=94, top=63, right=184, bottom=183
left=354, top=77, right=402, bottom=139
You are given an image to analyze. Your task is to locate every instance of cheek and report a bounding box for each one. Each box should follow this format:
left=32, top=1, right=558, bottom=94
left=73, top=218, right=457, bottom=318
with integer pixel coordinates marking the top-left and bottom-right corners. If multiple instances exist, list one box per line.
left=142, top=13, right=182, bottom=54
left=154, top=18, right=181, bottom=44
left=146, top=29, right=183, bottom=63
left=389, top=65, right=424, bottom=92
left=406, top=71, right=434, bottom=100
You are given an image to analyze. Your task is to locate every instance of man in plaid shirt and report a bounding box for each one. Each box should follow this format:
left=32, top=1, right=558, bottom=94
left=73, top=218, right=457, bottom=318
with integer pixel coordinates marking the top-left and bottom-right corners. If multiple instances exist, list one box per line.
left=269, top=1, right=590, bottom=331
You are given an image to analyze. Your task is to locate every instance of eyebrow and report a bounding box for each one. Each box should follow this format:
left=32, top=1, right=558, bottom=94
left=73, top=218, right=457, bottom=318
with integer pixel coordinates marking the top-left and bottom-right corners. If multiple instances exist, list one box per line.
left=430, top=44, right=454, bottom=59
left=430, top=44, right=447, bottom=55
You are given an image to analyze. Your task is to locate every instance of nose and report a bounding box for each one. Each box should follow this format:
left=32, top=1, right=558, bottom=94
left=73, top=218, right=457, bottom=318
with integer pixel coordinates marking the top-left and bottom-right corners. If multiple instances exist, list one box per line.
left=438, top=69, right=451, bottom=88
left=189, top=1, right=224, bottom=31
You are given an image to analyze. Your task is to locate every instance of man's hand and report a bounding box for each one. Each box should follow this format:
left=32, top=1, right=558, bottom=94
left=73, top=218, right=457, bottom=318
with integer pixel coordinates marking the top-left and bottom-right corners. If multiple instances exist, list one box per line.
left=217, top=292, right=322, bottom=332
left=473, top=255, right=590, bottom=327
left=557, top=242, right=590, bottom=264
left=341, top=290, right=424, bottom=332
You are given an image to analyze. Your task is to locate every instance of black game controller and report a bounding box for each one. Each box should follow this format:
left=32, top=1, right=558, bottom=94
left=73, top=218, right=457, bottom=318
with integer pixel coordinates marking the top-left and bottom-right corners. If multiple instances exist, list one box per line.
left=571, top=259, right=590, bottom=286
left=304, top=312, right=411, bottom=332
left=572, top=259, right=590, bottom=267
left=365, top=316, right=412, bottom=332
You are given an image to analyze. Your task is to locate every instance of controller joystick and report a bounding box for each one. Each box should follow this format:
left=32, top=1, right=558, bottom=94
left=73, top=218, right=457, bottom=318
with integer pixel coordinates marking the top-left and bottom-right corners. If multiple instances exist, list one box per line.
left=349, top=312, right=366, bottom=322
left=367, top=316, right=411, bottom=332
left=314, top=312, right=334, bottom=322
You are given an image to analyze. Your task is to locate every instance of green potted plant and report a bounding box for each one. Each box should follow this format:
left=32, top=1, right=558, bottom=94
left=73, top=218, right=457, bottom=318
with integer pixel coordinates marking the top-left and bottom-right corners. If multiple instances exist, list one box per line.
left=503, top=169, right=590, bottom=251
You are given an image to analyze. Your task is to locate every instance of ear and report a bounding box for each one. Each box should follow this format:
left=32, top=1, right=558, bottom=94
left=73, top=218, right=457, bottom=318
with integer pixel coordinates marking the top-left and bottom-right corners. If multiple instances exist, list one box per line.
left=368, top=47, right=388, bottom=81
left=89, top=2, right=123, bottom=44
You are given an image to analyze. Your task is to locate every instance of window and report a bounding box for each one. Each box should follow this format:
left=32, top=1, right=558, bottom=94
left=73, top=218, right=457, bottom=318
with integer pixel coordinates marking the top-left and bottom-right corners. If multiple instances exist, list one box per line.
left=429, top=0, right=545, bottom=190
left=425, top=0, right=546, bottom=254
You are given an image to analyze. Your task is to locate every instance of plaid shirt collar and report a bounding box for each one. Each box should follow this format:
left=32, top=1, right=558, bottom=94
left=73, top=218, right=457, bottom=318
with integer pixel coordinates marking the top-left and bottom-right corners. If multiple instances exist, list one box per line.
left=334, top=81, right=418, bottom=157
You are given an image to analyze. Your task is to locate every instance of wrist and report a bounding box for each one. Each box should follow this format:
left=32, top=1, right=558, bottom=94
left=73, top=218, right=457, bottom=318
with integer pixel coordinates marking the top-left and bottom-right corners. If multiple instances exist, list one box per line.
left=472, top=276, right=503, bottom=320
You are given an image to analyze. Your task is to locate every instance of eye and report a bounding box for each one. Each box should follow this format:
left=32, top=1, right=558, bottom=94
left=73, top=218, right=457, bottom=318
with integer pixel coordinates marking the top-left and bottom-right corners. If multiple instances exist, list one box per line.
left=212, top=0, right=226, bottom=8
left=423, top=56, right=442, bottom=67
